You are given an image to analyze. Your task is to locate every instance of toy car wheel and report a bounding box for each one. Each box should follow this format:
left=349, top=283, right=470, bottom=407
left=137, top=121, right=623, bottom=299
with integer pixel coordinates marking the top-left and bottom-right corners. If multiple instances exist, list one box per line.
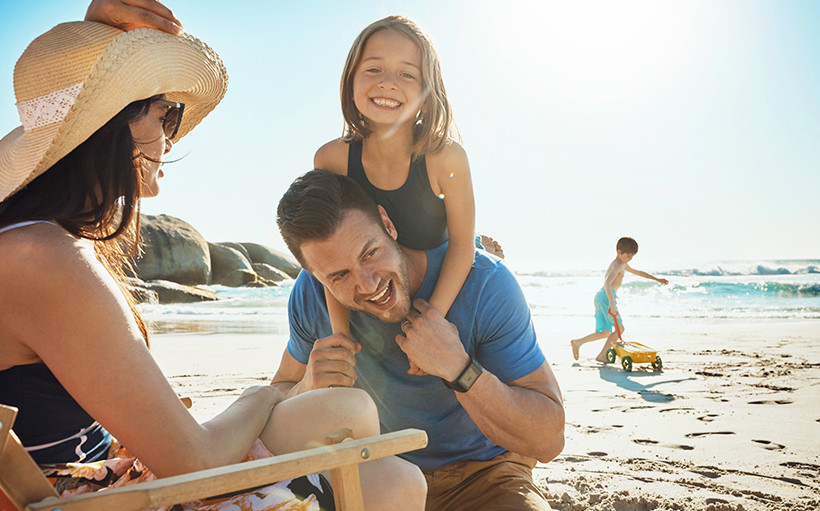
left=622, top=356, right=633, bottom=372
left=605, top=349, right=616, bottom=364
left=652, top=356, right=663, bottom=372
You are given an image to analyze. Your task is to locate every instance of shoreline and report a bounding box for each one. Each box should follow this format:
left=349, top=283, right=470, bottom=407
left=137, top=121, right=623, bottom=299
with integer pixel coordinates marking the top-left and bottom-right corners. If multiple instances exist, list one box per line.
left=150, top=318, right=820, bottom=510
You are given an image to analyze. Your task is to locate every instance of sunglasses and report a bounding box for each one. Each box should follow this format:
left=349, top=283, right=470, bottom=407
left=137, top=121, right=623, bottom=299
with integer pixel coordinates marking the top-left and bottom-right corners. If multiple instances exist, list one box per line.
left=152, top=99, right=186, bottom=140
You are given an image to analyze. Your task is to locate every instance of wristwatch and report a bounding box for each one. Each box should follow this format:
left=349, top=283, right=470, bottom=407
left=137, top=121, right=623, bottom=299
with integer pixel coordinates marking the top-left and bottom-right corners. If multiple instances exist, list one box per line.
left=442, top=356, right=483, bottom=393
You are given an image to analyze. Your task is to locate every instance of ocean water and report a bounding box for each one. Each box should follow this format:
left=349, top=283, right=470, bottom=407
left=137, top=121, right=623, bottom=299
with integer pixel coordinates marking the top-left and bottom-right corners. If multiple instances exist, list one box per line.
left=140, top=259, right=820, bottom=335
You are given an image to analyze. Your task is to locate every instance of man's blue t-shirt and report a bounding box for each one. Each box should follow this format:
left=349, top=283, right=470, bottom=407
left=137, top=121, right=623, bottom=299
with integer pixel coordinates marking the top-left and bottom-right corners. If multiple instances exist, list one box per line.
left=286, top=243, right=545, bottom=469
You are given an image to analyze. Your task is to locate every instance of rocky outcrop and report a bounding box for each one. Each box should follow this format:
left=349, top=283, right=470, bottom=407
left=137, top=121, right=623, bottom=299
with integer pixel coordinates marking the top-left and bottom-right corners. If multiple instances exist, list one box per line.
left=136, top=215, right=211, bottom=285
left=139, top=279, right=220, bottom=303
left=126, top=277, right=220, bottom=304
left=209, top=242, right=256, bottom=287
left=241, top=243, right=301, bottom=279
left=252, top=263, right=290, bottom=283
left=131, top=214, right=302, bottom=303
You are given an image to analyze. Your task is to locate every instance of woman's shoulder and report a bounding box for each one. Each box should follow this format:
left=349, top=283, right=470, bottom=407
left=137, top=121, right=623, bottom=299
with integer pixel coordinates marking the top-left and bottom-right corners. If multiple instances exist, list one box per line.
left=0, top=223, right=95, bottom=282
left=314, top=137, right=349, bottom=174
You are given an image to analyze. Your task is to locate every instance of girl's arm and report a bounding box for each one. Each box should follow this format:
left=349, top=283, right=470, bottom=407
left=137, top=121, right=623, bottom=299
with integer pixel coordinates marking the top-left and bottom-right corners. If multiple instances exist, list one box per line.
left=314, top=140, right=353, bottom=336
left=427, top=142, right=476, bottom=318
left=0, top=226, right=281, bottom=478
left=326, top=288, right=351, bottom=337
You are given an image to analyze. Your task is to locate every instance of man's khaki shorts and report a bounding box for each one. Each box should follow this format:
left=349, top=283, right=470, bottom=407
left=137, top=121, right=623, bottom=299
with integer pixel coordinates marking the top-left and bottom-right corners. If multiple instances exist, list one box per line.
left=421, top=451, right=550, bottom=511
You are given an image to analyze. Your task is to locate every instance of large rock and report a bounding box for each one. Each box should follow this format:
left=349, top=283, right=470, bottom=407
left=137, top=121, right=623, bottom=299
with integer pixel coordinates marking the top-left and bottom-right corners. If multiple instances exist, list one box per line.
left=140, top=279, right=220, bottom=303
left=126, top=277, right=220, bottom=304
left=219, top=242, right=251, bottom=261
left=136, top=214, right=211, bottom=285
left=241, top=242, right=301, bottom=278
left=252, top=262, right=289, bottom=283
left=209, top=242, right=256, bottom=287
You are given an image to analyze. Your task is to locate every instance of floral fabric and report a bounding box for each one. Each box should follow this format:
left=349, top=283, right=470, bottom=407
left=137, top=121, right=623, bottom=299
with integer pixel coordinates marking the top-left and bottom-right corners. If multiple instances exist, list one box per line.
left=33, top=439, right=331, bottom=511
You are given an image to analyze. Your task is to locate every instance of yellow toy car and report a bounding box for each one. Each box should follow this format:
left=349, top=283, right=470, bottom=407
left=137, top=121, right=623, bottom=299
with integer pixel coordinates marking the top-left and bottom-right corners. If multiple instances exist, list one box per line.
left=604, top=311, right=663, bottom=372
left=605, top=341, right=662, bottom=372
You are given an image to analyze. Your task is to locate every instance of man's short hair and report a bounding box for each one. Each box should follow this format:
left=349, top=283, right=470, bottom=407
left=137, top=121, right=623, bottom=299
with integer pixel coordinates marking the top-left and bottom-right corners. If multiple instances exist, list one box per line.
left=616, top=237, right=639, bottom=254
left=277, top=169, right=384, bottom=268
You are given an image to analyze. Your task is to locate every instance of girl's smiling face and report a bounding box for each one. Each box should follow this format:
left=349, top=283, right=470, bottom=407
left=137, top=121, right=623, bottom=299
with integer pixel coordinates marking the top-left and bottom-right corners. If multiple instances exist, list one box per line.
left=352, top=29, right=424, bottom=130
left=129, top=99, right=177, bottom=198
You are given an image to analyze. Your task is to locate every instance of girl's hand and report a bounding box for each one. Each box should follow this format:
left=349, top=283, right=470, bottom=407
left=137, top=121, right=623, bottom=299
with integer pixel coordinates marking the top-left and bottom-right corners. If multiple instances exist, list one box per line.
left=85, top=0, right=183, bottom=34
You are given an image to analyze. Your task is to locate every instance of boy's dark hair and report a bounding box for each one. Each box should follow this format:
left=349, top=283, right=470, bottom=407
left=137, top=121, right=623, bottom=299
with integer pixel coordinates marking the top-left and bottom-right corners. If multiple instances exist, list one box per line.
left=277, top=169, right=384, bottom=268
left=617, top=237, right=639, bottom=254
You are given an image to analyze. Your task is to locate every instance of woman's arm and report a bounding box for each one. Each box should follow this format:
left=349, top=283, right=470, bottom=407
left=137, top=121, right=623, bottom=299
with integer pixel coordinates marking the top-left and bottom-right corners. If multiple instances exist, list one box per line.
left=426, top=142, right=475, bottom=317
left=0, top=225, right=280, bottom=477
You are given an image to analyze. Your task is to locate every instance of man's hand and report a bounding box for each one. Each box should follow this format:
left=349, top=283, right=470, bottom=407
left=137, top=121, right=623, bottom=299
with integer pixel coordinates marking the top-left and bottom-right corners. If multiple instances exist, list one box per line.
left=85, top=0, right=183, bottom=34
left=658, top=278, right=669, bottom=285
left=396, top=299, right=470, bottom=381
left=301, top=333, right=361, bottom=391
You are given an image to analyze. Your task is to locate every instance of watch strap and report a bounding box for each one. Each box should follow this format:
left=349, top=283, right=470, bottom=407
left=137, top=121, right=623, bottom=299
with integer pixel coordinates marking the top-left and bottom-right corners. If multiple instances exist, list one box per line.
left=442, top=356, right=483, bottom=393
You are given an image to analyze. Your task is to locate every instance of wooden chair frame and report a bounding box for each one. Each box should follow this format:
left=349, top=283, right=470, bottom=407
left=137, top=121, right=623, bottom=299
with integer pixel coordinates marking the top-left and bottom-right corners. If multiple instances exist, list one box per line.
left=0, top=404, right=426, bottom=511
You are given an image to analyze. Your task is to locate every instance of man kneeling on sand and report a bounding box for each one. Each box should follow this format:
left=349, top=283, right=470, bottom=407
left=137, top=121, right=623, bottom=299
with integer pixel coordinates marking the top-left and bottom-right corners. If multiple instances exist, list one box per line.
left=271, top=169, right=565, bottom=510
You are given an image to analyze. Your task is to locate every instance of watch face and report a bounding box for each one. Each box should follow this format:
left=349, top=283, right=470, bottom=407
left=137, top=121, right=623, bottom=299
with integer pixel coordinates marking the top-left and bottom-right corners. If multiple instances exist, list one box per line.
left=446, top=359, right=483, bottom=392
left=460, top=362, right=482, bottom=390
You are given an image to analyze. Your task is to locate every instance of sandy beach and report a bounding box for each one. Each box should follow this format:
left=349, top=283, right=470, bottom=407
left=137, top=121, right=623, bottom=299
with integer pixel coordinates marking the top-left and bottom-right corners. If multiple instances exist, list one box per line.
left=150, top=318, right=820, bottom=511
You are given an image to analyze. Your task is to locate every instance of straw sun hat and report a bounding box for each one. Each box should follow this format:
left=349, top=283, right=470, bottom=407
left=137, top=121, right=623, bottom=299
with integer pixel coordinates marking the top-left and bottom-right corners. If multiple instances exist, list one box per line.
left=0, top=21, right=228, bottom=203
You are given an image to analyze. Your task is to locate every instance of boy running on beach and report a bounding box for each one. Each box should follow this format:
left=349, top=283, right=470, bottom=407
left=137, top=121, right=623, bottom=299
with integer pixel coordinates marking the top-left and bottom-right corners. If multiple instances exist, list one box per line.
left=571, top=237, right=668, bottom=362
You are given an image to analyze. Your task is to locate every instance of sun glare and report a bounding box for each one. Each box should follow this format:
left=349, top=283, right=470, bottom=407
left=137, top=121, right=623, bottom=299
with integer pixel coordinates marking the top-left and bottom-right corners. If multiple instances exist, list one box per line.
left=482, top=0, right=702, bottom=102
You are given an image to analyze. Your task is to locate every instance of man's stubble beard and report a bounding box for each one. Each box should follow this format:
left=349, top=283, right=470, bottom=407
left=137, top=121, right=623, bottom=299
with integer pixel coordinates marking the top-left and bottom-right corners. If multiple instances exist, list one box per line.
left=352, top=249, right=412, bottom=324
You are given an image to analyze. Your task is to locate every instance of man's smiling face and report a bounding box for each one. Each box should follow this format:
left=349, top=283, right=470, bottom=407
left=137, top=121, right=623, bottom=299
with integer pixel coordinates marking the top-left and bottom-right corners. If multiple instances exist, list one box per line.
left=302, top=208, right=411, bottom=324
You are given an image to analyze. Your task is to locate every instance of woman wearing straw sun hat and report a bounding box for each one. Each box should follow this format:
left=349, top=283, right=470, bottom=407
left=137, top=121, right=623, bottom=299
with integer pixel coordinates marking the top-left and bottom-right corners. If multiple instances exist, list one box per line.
left=0, top=2, right=425, bottom=509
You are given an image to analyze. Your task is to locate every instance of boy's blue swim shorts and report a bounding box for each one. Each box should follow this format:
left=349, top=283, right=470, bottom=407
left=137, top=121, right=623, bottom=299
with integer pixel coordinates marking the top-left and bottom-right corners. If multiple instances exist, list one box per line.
left=594, top=288, right=621, bottom=332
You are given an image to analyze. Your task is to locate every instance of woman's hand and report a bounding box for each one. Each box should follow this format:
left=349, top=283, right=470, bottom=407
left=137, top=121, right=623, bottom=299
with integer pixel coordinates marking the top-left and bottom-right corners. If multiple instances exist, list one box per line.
left=85, top=0, right=183, bottom=34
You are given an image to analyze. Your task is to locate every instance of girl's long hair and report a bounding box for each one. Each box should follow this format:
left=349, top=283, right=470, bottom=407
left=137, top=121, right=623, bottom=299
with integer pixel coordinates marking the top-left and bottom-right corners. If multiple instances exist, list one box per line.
left=0, top=98, right=156, bottom=344
left=340, top=16, right=460, bottom=159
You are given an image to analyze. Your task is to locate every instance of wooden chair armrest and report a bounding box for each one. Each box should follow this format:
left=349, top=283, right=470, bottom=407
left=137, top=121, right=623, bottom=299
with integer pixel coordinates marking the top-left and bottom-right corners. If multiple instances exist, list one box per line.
left=0, top=406, right=61, bottom=508
left=25, top=428, right=427, bottom=511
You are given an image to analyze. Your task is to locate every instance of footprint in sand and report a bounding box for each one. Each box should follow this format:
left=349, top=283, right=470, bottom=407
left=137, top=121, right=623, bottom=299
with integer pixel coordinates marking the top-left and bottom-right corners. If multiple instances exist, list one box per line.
left=753, top=439, right=785, bottom=451
left=632, top=438, right=695, bottom=450
left=587, top=451, right=608, bottom=457
left=685, top=431, right=735, bottom=438
left=691, top=468, right=722, bottom=479
left=697, top=414, right=720, bottom=422
left=557, top=456, right=588, bottom=463
left=748, top=399, right=793, bottom=405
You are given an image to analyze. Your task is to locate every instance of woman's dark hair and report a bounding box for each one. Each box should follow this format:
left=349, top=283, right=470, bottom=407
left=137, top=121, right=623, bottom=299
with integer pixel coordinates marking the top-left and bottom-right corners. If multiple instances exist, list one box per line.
left=0, top=97, right=158, bottom=344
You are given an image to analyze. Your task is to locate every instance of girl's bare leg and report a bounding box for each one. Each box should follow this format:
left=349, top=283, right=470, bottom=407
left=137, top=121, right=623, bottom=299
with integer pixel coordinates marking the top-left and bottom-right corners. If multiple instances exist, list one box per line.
left=259, top=388, right=426, bottom=510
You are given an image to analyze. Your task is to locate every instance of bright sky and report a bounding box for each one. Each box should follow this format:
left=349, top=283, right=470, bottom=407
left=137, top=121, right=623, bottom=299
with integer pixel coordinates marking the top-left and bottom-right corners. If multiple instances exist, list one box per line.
left=2, top=1, right=818, bottom=265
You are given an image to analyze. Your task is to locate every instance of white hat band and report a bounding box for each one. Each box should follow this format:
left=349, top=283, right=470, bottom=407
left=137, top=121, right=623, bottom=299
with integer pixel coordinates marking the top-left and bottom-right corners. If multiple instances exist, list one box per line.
left=16, top=82, right=83, bottom=131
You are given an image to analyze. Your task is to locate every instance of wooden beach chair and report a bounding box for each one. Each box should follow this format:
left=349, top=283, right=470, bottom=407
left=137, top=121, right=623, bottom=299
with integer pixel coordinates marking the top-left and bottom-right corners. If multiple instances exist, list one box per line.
left=0, top=404, right=427, bottom=511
